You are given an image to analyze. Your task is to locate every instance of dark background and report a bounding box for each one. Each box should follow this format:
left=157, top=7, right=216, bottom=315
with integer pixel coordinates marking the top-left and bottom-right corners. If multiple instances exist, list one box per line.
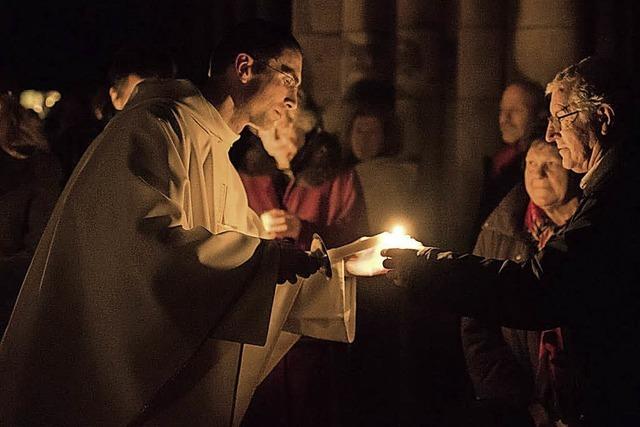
left=0, top=0, right=291, bottom=92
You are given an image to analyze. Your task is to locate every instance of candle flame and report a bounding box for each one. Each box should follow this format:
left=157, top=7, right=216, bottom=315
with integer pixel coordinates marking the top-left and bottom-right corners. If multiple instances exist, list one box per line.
left=391, top=225, right=406, bottom=235
left=344, top=226, right=424, bottom=277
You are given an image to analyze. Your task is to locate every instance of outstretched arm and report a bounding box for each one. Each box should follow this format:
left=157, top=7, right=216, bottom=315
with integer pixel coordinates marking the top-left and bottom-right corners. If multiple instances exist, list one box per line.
left=382, top=209, right=600, bottom=330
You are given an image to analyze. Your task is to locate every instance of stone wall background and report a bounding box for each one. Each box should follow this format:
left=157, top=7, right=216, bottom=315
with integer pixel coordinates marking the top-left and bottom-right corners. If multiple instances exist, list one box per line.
left=288, top=5, right=637, bottom=423
left=292, top=0, right=637, bottom=250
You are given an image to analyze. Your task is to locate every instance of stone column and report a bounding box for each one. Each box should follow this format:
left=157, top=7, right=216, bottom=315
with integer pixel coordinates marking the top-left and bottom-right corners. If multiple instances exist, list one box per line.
left=513, top=0, right=586, bottom=85
left=340, top=0, right=395, bottom=92
left=319, top=0, right=395, bottom=136
left=393, top=0, right=453, bottom=250
left=395, top=0, right=444, bottom=161
left=292, top=0, right=343, bottom=110
left=446, top=0, right=507, bottom=250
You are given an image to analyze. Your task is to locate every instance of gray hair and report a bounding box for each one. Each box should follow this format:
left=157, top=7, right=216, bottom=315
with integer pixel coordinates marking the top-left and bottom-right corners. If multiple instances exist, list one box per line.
left=546, top=56, right=613, bottom=113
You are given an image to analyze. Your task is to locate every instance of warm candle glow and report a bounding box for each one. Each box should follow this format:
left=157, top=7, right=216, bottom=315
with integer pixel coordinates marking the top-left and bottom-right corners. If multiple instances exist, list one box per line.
left=344, top=225, right=424, bottom=276
left=380, top=224, right=423, bottom=251
left=391, top=225, right=405, bottom=235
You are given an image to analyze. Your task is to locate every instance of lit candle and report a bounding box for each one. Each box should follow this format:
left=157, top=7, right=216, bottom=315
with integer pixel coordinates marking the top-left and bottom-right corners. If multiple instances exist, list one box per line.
left=337, top=225, right=424, bottom=276
left=329, top=232, right=387, bottom=261
left=380, top=226, right=423, bottom=251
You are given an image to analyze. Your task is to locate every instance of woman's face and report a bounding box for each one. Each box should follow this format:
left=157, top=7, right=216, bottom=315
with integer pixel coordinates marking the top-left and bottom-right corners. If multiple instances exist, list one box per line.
left=350, top=115, right=384, bottom=161
left=524, top=141, right=571, bottom=209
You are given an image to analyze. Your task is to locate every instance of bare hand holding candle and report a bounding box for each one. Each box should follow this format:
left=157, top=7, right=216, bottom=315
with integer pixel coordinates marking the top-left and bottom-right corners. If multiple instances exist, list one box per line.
left=260, top=209, right=302, bottom=240
left=341, top=226, right=424, bottom=277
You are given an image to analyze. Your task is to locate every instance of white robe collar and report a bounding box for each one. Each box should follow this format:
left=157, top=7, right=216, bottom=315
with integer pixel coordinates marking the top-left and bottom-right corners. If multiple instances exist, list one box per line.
left=127, top=79, right=240, bottom=151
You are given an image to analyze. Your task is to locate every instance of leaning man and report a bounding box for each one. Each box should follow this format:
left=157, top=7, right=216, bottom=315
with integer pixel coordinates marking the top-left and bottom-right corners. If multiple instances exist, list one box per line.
left=0, top=20, right=354, bottom=426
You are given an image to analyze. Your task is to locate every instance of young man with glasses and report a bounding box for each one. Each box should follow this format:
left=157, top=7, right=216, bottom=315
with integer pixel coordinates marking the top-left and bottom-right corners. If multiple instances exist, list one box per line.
left=0, top=20, right=357, bottom=426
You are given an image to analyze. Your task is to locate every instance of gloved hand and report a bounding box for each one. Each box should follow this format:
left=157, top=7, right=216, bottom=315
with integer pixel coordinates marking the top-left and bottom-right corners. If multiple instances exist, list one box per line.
left=276, top=240, right=321, bottom=284
left=381, top=247, right=445, bottom=288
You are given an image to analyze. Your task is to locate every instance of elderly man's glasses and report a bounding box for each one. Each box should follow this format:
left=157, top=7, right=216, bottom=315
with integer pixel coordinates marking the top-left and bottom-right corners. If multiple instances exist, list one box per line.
left=547, top=109, right=584, bottom=131
left=262, top=62, right=298, bottom=89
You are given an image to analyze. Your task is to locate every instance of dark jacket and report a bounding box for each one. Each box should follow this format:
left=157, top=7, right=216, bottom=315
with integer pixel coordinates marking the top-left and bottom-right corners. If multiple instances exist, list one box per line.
left=478, top=145, right=526, bottom=226
left=462, top=184, right=541, bottom=408
left=406, top=146, right=640, bottom=425
left=0, top=150, right=61, bottom=334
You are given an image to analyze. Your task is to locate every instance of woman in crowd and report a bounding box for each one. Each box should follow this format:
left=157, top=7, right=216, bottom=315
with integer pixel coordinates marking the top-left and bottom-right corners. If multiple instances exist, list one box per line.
left=462, top=138, right=581, bottom=427
left=231, top=93, right=367, bottom=427
left=341, top=105, right=418, bottom=237
left=0, top=94, right=62, bottom=334
left=231, top=93, right=367, bottom=250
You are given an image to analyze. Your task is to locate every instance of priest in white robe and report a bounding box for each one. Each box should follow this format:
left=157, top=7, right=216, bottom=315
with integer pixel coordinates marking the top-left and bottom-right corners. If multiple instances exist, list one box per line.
left=0, top=21, right=355, bottom=426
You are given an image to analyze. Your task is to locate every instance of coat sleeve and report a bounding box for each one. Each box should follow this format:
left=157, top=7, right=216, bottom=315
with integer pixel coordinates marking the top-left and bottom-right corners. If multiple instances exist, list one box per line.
left=400, top=208, right=600, bottom=330
left=0, top=154, right=62, bottom=315
left=460, top=231, right=532, bottom=405
left=461, top=316, right=532, bottom=405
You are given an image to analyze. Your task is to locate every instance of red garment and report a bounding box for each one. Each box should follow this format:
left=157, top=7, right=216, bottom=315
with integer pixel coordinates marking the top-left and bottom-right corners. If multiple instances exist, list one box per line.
left=490, top=144, right=522, bottom=180
left=524, top=201, right=556, bottom=250
left=240, top=169, right=367, bottom=250
left=524, top=201, right=566, bottom=411
left=239, top=168, right=365, bottom=427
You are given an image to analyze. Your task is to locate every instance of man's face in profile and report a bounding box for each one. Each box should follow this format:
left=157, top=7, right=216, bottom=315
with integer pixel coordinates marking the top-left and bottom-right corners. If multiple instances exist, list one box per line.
left=245, top=48, right=302, bottom=131
left=545, top=87, right=594, bottom=174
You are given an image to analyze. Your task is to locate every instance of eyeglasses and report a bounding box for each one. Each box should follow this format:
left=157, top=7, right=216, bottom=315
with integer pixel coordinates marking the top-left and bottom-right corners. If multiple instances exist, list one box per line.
left=547, top=108, right=584, bottom=131
left=262, top=62, right=298, bottom=90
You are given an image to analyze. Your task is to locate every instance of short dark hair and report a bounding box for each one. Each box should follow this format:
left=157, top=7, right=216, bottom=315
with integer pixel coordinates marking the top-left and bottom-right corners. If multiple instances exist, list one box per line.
left=208, top=19, right=301, bottom=77
left=108, top=44, right=177, bottom=87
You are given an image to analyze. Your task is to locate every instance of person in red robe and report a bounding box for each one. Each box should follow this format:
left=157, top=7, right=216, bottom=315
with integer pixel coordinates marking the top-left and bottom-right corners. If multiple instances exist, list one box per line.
left=231, top=96, right=368, bottom=251
left=231, top=97, right=368, bottom=426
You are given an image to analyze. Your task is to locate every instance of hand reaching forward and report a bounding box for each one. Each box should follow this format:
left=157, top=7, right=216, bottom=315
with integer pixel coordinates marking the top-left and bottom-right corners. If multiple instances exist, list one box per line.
left=261, top=209, right=302, bottom=240
left=276, top=240, right=321, bottom=284
left=381, top=247, right=444, bottom=288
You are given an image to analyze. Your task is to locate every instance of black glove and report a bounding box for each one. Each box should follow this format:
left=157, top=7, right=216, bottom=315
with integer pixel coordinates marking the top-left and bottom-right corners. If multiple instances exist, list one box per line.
left=381, top=247, right=448, bottom=288
left=276, top=240, right=322, bottom=284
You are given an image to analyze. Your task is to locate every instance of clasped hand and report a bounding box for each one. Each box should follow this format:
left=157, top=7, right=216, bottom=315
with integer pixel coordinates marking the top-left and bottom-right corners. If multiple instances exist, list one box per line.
left=261, top=209, right=302, bottom=240
left=276, top=240, right=321, bottom=284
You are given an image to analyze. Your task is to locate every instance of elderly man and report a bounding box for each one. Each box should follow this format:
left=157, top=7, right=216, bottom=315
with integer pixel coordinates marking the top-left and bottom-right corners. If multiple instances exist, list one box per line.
left=382, top=57, right=639, bottom=426
left=0, top=20, right=357, bottom=426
